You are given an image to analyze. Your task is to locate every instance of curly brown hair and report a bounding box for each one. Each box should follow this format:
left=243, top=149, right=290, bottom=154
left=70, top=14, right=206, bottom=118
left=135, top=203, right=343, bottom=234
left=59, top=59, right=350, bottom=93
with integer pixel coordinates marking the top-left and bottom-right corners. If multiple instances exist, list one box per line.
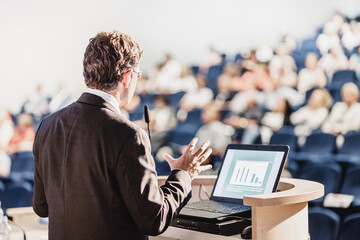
left=83, top=31, right=142, bottom=91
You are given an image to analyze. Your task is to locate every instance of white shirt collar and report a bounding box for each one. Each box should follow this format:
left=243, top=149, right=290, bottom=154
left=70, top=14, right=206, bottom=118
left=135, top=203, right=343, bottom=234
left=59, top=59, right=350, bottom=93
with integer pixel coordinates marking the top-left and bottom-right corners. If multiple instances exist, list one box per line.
left=85, top=88, right=121, bottom=116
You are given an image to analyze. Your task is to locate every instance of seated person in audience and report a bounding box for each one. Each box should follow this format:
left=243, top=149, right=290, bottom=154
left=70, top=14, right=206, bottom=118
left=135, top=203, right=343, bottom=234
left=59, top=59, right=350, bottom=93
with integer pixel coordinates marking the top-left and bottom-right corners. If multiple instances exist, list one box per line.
left=269, top=44, right=297, bottom=88
left=153, top=53, right=182, bottom=93
left=171, top=66, right=197, bottom=93
left=149, top=95, right=178, bottom=151
left=178, top=75, right=213, bottom=112
left=198, top=46, right=222, bottom=74
left=316, top=21, right=341, bottom=55
left=235, top=64, right=275, bottom=92
left=322, top=82, right=360, bottom=135
left=291, top=88, right=332, bottom=137
left=241, top=49, right=258, bottom=71
left=349, top=45, right=360, bottom=79
left=224, top=96, right=263, bottom=144
left=260, top=98, right=292, bottom=144
left=341, top=22, right=359, bottom=52
left=228, top=89, right=259, bottom=114
left=0, top=108, right=14, bottom=177
left=216, top=64, right=241, bottom=102
left=319, top=46, right=349, bottom=77
left=21, top=84, right=50, bottom=122
left=297, top=53, right=327, bottom=94
left=195, top=102, right=234, bottom=160
left=6, top=113, right=35, bottom=154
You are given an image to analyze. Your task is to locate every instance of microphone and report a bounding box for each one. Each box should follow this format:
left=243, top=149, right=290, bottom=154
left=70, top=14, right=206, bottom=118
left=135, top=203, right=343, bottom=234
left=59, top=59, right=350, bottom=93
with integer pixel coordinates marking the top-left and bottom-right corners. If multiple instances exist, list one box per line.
left=144, top=105, right=151, bottom=141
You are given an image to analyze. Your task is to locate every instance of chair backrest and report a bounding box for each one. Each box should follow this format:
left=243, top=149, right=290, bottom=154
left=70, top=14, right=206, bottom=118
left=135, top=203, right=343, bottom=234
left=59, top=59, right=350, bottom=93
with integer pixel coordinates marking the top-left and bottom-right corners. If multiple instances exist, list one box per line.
left=206, top=64, right=224, bottom=95
left=301, top=133, right=337, bottom=154
left=270, top=133, right=298, bottom=153
left=168, top=91, right=186, bottom=110
left=1, top=180, right=33, bottom=211
left=10, top=151, right=35, bottom=174
left=338, top=133, right=360, bottom=155
left=300, top=163, right=342, bottom=195
left=0, top=180, right=5, bottom=200
left=341, top=213, right=360, bottom=240
left=332, top=70, right=357, bottom=83
left=168, top=132, right=196, bottom=146
left=341, top=165, right=360, bottom=196
left=308, top=207, right=340, bottom=240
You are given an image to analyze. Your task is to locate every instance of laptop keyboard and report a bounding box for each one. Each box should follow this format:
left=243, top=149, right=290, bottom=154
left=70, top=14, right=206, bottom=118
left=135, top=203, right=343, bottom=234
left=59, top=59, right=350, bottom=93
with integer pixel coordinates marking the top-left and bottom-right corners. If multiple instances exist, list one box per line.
left=185, top=200, right=250, bottom=214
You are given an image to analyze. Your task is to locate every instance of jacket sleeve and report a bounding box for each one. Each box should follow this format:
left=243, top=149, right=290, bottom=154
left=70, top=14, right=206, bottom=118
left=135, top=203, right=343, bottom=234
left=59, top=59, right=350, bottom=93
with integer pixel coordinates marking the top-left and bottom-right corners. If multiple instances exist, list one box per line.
left=32, top=122, right=49, bottom=218
left=115, top=128, right=192, bottom=236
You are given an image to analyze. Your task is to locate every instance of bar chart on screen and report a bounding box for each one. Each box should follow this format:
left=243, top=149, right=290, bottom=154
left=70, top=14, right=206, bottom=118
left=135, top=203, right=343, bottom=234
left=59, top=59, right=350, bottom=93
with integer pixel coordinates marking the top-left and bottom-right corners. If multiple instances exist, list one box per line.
left=229, top=160, right=269, bottom=187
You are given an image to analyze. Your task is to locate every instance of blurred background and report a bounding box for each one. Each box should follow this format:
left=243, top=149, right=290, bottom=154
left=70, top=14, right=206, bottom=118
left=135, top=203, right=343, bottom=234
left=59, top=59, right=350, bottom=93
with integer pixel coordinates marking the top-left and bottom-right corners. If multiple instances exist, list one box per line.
left=1, top=0, right=359, bottom=112
left=1, top=1, right=360, bottom=239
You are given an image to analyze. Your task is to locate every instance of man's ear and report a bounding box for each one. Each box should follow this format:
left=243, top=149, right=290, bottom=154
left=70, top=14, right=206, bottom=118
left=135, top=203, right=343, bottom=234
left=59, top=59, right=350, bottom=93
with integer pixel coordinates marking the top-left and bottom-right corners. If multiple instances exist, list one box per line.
left=121, top=71, right=132, bottom=88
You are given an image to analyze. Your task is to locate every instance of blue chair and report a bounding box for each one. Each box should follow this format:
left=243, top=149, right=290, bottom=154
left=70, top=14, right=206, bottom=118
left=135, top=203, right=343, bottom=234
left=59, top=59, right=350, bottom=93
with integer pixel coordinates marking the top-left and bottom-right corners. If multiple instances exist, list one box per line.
left=340, top=213, right=360, bottom=240
left=308, top=207, right=340, bottom=240
left=329, top=70, right=357, bottom=90
left=1, top=180, right=33, bottom=211
left=334, top=132, right=360, bottom=164
left=341, top=165, right=360, bottom=197
left=270, top=133, right=298, bottom=153
left=300, top=38, right=321, bottom=57
left=299, top=163, right=342, bottom=204
left=291, top=50, right=307, bottom=72
left=155, top=160, right=171, bottom=176
left=206, top=64, right=224, bottom=96
left=10, top=151, right=35, bottom=180
left=168, top=91, right=185, bottom=110
left=0, top=180, right=5, bottom=200
left=291, top=133, right=336, bottom=163
left=270, top=132, right=298, bottom=176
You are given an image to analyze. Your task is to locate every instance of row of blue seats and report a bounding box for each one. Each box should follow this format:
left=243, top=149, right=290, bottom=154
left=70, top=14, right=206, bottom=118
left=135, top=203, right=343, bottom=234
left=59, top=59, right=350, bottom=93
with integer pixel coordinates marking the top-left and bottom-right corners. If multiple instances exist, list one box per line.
left=309, top=207, right=360, bottom=240
left=0, top=179, right=33, bottom=212
left=297, top=162, right=360, bottom=205
left=271, top=131, right=360, bottom=164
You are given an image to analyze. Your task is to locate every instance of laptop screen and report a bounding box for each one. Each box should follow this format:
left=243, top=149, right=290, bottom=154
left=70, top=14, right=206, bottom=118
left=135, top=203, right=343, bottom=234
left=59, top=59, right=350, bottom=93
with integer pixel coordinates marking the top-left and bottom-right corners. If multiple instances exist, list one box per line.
left=211, top=144, right=288, bottom=203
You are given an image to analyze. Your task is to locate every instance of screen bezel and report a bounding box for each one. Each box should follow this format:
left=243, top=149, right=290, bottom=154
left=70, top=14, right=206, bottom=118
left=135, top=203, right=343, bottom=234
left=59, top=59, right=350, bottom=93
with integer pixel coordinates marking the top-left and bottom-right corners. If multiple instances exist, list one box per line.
left=210, top=144, right=289, bottom=204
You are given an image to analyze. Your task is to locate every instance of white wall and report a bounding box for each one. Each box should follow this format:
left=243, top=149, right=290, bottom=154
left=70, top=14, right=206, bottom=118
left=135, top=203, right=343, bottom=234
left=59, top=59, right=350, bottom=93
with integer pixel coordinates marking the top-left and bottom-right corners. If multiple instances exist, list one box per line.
left=0, top=0, right=359, bottom=112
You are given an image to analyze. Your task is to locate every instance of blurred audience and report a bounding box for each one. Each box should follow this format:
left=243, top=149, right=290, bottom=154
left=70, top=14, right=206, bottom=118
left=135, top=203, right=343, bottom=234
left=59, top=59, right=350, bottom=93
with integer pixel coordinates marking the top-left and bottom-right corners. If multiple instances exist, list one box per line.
left=322, top=82, right=360, bottom=135
left=319, top=46, right=349, bottom=77
left=260, top=98, right=292, bottom=143
left=6, top=114, right=35, bottom=154
left=297, top=53, right=327, bottom=94
left=291, top=88, right=333, bottom=137
left=4, top=11, right=360, bottom=178
left=224, top=95, right=263, bottom=144
left=196, top=102, right=234, bottom=156
left=179, top=75, right=213, bottom=112
left=0, top=108, right=13, bottom=177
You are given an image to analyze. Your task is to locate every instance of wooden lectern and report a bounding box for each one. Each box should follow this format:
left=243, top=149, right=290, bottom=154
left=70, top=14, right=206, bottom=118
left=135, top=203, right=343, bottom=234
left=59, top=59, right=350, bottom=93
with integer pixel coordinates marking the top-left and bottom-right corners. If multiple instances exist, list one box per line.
left=155, top=176, right=324, bottom=240
left=244, top=177, right=324, bottom=240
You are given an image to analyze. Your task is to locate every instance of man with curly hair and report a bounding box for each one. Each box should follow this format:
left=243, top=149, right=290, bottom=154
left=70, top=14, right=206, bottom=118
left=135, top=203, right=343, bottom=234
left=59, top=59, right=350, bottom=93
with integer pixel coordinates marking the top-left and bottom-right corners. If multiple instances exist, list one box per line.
left=32, top=31, right=212, bottom=240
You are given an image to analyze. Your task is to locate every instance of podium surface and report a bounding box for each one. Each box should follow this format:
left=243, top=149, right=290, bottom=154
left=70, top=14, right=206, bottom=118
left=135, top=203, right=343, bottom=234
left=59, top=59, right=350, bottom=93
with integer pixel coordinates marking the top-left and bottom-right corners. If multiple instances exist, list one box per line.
left=155, top=177, right=324, bottom=240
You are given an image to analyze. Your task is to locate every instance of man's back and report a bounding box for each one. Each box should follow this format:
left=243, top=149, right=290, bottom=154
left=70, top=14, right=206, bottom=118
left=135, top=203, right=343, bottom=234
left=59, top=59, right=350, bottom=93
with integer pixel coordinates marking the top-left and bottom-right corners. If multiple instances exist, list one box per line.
left=33, top=93, right=191, bottom=240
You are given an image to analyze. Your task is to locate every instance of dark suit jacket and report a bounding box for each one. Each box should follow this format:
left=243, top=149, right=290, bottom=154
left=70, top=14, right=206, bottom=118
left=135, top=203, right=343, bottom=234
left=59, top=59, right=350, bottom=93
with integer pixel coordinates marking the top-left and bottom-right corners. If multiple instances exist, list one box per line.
left=33, top=93, right=192, bottom=240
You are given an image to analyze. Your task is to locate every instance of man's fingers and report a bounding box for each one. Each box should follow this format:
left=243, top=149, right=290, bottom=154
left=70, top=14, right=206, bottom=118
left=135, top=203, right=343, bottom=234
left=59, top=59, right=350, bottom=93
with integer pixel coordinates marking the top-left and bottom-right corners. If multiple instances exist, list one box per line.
left=198, top=164, right=212, bottom=172
left=197, top=148, right=213, bottom=164
left=185, top=137, right=198, bottom=153
left=162, top=153, right=174, bottom=163
left=194, top=140, right=210, bottom=157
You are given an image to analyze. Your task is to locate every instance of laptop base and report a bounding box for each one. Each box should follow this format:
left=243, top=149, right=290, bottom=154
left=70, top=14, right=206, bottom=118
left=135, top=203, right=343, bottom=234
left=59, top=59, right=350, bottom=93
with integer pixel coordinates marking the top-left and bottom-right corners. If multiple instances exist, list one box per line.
left=170, top=216, right=251, bottom=236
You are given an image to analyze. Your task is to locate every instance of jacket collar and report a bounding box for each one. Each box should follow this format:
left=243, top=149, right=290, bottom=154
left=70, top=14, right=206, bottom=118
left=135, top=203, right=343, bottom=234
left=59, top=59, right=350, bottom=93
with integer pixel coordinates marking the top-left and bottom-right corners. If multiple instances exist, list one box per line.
left=77, top=92, right=118, bottom=115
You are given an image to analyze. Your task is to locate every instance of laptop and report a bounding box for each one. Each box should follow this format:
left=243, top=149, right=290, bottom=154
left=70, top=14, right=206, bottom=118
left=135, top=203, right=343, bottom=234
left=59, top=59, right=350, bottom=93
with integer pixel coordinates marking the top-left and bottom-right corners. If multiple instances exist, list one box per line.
left=178, top=144, right=289, bottom=222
